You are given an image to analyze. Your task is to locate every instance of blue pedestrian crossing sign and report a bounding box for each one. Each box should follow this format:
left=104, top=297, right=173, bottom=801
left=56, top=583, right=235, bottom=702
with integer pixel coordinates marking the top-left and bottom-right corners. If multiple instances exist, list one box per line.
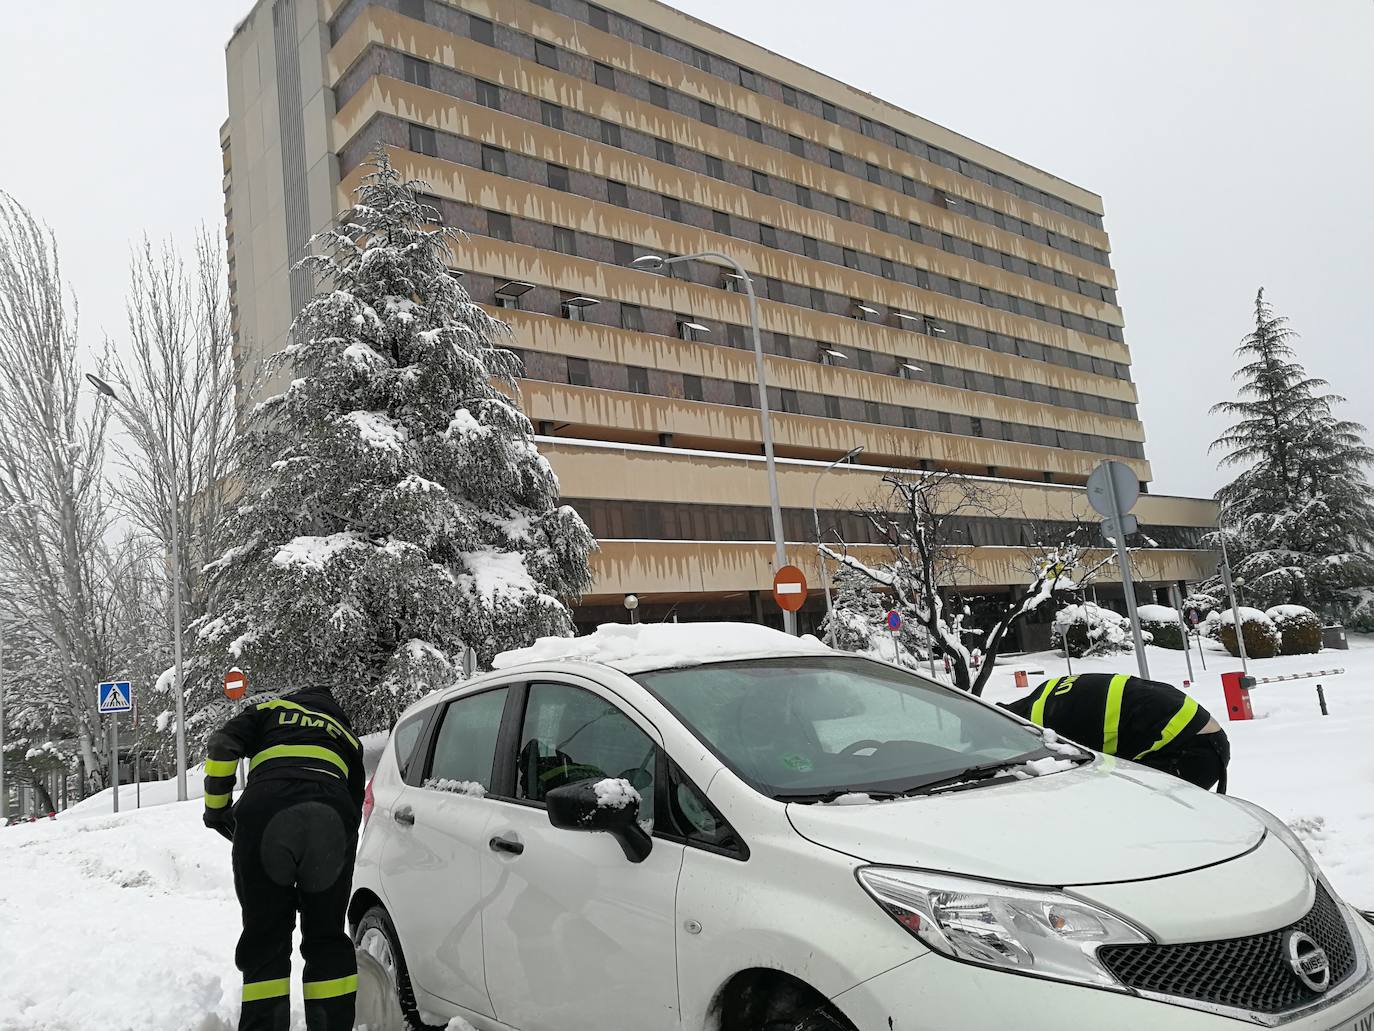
left=97, top=681, right=133, bottom=714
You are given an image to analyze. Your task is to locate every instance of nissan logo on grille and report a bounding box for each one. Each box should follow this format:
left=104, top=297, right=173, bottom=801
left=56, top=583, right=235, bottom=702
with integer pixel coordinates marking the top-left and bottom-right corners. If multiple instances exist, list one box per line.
left=1285, top=930, right=1331, bottom=993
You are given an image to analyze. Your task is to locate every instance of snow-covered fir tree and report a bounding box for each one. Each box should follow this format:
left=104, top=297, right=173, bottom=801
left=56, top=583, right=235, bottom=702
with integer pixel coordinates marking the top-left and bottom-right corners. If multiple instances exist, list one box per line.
left=1210, top=289, right=1374, bottom=616
left=191, top=153, right=595, bottom=735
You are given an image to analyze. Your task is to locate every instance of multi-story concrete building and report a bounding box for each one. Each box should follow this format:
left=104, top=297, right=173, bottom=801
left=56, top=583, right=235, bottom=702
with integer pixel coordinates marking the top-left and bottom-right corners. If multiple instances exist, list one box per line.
left=223, top=0, right=1217, bottom=642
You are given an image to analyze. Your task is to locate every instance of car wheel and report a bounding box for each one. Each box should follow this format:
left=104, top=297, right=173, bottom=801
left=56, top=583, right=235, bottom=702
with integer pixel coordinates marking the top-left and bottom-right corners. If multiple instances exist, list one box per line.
left=353, top=904, right=445, bottom=1031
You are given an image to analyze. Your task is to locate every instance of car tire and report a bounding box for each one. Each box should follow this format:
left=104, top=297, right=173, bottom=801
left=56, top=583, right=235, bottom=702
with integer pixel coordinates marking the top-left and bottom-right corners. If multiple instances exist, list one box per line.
left=353, top=904, right=445, bottom=1031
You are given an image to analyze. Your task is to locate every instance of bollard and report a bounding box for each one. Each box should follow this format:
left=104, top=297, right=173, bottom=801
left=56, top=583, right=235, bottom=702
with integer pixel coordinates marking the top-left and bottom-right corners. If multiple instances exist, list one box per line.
left=1317, top=684, right=1328, bottom=716
left=1013, top=670, right=1028, bottom=690
left=1221, top=670, right=1255, bottom=721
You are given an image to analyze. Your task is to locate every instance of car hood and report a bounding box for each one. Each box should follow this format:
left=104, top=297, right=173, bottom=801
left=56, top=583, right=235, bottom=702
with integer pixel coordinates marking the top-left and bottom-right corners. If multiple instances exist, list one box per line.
left=786, top=758, right=1264, bottom=885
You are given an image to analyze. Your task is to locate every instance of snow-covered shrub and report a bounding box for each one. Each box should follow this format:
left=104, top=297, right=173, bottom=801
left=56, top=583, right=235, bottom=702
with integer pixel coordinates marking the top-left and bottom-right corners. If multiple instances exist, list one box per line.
left=1052, top=603, right=1143, bottom=658
left=1266, top=605, right=1323, bottom=655
left=1217, top=608, right=1281, bottom=659
left=822, top=567, right=931, bottom=668
left=1136, top=604, right=1185, bottom=650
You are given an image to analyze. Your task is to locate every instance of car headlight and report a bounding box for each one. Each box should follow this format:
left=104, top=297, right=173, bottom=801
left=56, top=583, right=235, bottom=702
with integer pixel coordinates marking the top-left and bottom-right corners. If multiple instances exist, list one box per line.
left=1221, top=796, right=1320, bottom=875
left=857, top=867, right=1150, bottom=990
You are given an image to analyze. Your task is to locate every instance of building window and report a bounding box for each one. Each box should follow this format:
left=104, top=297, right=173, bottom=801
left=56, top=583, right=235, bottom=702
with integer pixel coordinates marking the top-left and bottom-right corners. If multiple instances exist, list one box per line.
left=649, top=83, right=669, bottom=108
left=613, top=240, right=636, bottom=266
left=480, top=145, right=506, bottom=175
left=400, top=0, right=426, bottom=21
left=821, top=100, right=837, bottom=122
left=866, top=162, right=882, bottom=184
left=788, top=134, right=806, bottom=157
left=475, top=80, right=500, bottom=109
left=656, top=139, right=676, bottom=164
left=595, top=62, right=615, bottom=89
left=551, top=227, right=576, bottom=255
left=739, top=67, right=758, bottom=89
left=712, top=210, right=731, bottom=234
left=803, top=236, right=819, bottom=259
left=828, top=149, right=844, bottom=171
left=469, top=15, right=494, bottom=45
left=588, top=4, right=609, bottom=31
left=487, top=211, right=512, bottom=241
left=642, top=27, right=662, bottom=52
left=752, top=170, right=770, bottom=194
left=859, top=116, right=875, bottom=138
left=836, top=198, right=851, bottom=220
left=842, top=248, right=859, bottom=270
left=705, top=155, right=724, bottom=179
left=547, top=164, right=570, bottom=191
left=691, top=47, right=711, bottom=71
left=408, top=124, right=438, bottom=157
left=401, top=55, right=431, bottom=88
left=780, top=389, right=801, bottom=414
left=607, top=181, right=628, bottom=207
left=864, top=400, right=880, bottom=423
left=824, top=395, right=841, bottom=419
left=880, top=258, right=895, bottom=279
left=781, top=84, right=798, bottom=107
left=773, top=333, right=792, bottom=357
left=759, top=225, right=777, bottom=248
left=902, top=406, right=918, bottom=429
left=600, top=120, right=621, bottom=147
left=662, top=196, right=682, bottom=222
left=699, top=101, right=718, bottom=126
left=567, top=357, right=591, bottom=386
left=683, top=374, right=704, bottom=401
left=540, top=101, right=563, bottom=130
left=745, top=119, right=763, bottom=143
left=796, top=185, right=812, bottom=208
left=873, top=210, right=888, bottom=233
left=734, top=381, right=752, bottom=407
left=535, top=41, right=558, bottom=69
left=809, top=287, right=826, bottom=312
left=971, top=417, right=984, bottom=438
left=627, top=366, right=650, bottom=394
left=854, top=348, right=874, bottom=372
left=621, top=304, right=644, bottom=331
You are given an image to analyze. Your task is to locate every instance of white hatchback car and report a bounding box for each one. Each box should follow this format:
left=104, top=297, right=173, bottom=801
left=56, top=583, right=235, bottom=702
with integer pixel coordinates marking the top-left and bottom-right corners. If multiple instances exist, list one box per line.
left=351, top=624, right=1374, bottom=1031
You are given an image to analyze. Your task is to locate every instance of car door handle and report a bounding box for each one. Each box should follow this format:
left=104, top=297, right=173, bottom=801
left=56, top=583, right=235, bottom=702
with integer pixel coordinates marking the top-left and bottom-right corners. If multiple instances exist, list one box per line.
left=393, top=806, right=415, bottom=827
left=489, top=833, right=524, bottom=855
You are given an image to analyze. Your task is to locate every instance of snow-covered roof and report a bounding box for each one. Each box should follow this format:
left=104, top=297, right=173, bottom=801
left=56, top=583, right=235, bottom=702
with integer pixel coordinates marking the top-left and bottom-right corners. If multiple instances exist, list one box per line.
left=493, top=621, right=830, bottom=675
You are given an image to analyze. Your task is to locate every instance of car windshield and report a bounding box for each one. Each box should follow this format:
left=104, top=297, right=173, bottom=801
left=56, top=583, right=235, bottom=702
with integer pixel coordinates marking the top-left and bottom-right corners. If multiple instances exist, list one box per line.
left=636, top=655, right=1053, bottom=800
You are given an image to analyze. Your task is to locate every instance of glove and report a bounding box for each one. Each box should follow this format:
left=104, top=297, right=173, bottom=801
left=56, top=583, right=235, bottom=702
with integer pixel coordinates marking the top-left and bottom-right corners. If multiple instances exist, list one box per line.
left=203, top=807, right=235, bottom=842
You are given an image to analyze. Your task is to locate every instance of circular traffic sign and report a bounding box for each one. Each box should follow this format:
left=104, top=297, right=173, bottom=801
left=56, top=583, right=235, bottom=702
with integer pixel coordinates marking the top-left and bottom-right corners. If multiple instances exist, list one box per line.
left=1086, top=460, right=1140, bottom=518
left=886, top=610, right=902, bottom=631
left=772, top=565, right=808, bottom=613
left=223, top=667, right=247, bottom=701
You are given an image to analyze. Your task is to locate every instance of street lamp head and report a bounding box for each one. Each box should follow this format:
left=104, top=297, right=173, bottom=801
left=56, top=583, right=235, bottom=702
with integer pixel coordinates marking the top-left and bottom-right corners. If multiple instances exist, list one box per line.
left=843, top=445, right=865, bottom=462
left=631, top=254, right=665, bottom=270
left=84, top=372, right=119, bottom=400
left=623, top=593, right=640, bottom=611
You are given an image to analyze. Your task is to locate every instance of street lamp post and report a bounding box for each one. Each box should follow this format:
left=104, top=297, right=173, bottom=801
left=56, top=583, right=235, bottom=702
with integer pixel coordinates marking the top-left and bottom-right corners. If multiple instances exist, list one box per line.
left=633, top=251, right=797, bottom=634
left=1, top=617, right=7, bottom=823
left=812, top=446, right=865, bottom=645
left=86, top=373, right=188, bottom=801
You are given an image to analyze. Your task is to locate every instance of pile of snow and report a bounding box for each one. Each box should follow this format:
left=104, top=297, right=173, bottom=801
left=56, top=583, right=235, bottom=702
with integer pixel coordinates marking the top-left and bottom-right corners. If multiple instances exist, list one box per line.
left=493, top=621, right=829, bottom=674
left=423, top=779, right=486, bottom=797
left=271, top=532, right=360, bottom=572
left=1216, top=607, right=1271, bottom=625
left=1136, top=604, right=1180, bottom=623
left=1053, top=602, right=1139, bottom=656
left=591, top=778, right=640, bottom=810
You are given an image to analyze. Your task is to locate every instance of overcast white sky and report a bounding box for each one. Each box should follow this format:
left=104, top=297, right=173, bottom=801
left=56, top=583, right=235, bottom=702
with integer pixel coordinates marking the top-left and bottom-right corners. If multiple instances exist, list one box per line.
left=1, top=1, right=1369, bottom=500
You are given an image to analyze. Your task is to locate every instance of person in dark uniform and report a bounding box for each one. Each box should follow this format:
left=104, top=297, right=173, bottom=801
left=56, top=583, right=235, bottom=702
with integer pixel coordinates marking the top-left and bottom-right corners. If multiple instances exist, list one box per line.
left=202, top=686, right=366, bottom=1031
left=1001, top=673, right=1230, bottom=792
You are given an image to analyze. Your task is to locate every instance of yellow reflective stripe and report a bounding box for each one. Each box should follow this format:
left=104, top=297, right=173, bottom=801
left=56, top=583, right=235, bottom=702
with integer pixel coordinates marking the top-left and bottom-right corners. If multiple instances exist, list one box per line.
left=302, top=974, right=358, bottom=1000
left=1135, top=697, right=1200, bottom=760
left=256, top=700, right=359, bottom=748
left=242, top=977, right=291, bottom=1002
left=204, top=758, right=239, bottom=777
left=1102, top=674, right=1130, bottom=756
left=204, top=791, right=232, bottom=810
left=249, top=744, right=350, bottom=778
left=1029, top=679, right=1059, bottom=726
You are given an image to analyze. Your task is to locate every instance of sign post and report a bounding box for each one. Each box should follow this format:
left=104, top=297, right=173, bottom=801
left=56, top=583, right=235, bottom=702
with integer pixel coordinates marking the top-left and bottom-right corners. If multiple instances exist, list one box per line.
left=886, top=610, right=902, bottom=666
left=1167, top=584, right=1195, bottom=685
left=1087, top=460, right=1149, bottom=679
left=97, top=681, right=133, bottom=813
left=772, top=565, right=808, bottom=618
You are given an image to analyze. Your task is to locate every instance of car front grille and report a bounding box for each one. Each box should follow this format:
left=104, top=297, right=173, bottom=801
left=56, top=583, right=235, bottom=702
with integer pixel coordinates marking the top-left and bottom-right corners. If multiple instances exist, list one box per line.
left=1098, top=881, right=1358, bottom=1014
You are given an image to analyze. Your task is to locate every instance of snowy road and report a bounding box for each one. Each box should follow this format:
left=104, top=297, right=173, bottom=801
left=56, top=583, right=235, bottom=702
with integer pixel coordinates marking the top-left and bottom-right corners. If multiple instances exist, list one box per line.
left=2, top=635, right=1371, bottom=1030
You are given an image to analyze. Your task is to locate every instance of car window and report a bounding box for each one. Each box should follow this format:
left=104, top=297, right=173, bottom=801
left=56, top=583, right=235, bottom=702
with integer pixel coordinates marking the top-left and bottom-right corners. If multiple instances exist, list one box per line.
left=637, top=657, right=1046, bottom=799
left=424, top=688, right=509, bottom=796
left=393, top=710, right=430, bottom=781
left=517, top=683, right=656, bottom=826
left=667, top=762, right=744, bottom=856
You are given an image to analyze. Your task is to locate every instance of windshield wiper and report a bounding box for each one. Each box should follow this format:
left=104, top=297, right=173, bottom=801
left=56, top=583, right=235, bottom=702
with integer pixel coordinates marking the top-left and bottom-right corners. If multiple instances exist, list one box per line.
left=899, top=757, right=1039, bottom=797
left=775, top=788, right=899, bottom=805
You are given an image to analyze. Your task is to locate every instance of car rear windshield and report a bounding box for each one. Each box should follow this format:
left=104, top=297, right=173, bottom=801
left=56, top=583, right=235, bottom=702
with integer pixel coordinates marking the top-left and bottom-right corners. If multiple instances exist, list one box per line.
left=636, top=656, right=1048, bottom=800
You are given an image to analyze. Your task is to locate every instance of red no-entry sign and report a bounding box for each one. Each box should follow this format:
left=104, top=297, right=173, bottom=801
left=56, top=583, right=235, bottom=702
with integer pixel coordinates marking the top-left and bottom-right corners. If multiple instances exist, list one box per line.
left=772, top=565, right=808, bottom=612
left=224, top=667, right=247, bottom=701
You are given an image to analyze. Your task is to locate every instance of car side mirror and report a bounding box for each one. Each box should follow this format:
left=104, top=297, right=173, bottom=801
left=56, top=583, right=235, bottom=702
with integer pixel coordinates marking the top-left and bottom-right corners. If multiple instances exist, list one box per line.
left=546, top=778, right=653, bottom=863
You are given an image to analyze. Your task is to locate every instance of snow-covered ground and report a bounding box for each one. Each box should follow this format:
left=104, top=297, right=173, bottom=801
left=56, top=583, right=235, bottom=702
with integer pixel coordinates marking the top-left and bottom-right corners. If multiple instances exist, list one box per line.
left=1, top=637, right=1370, bottom=1030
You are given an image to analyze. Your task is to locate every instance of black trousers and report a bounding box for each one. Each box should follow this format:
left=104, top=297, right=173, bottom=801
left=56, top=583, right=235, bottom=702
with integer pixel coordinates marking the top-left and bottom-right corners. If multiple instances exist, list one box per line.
left=231, top=777, right=359, bottom=1031
left=1138, top=729, right=1231, bottom=792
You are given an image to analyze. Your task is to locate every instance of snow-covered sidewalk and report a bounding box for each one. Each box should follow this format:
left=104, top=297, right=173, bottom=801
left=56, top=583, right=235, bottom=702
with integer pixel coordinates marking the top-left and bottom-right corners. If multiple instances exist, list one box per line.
left=1, top=637, right=1371, bottom=1030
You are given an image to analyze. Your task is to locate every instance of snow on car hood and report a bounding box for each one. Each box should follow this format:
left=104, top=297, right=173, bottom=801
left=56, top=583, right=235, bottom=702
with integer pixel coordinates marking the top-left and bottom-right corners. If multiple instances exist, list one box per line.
left=492, top=621, right=830, bottom=674
left=787, top=758, right=1264, bottom=885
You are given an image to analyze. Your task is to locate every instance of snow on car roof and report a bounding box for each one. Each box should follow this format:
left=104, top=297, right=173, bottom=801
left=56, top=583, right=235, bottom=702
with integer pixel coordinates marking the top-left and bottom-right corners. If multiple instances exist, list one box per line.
left=493, top=621, right=830, bottom=675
